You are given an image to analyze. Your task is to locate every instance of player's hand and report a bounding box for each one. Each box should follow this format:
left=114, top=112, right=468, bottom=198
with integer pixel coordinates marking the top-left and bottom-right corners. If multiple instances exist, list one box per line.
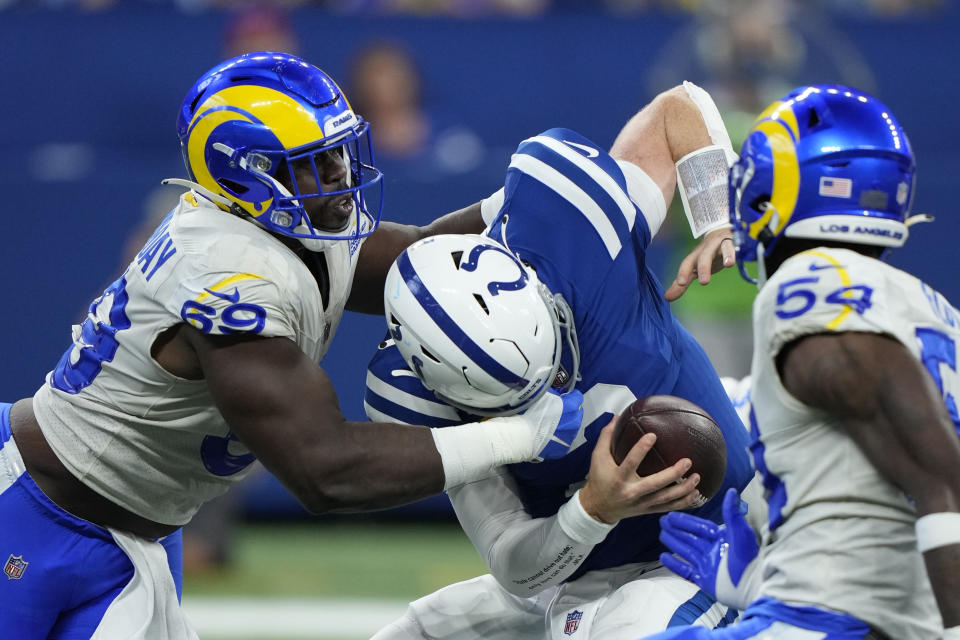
left=664, top=227, right=736, bottom=301
left=578, top=418, right=702, bottom=524
left=658, top=487, right=760, bottom=610
left=521, top=388, right=584, bottom=461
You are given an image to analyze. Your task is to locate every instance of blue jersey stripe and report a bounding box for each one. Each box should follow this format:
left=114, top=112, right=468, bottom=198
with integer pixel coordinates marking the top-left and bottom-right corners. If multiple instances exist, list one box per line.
left=396, top=251, right=529, bottom=390
left=365, top=389, right=461, bottom=428
left=365, top=370, right=462, bottom=421
left=524, top=134, right=637, bottom=233
left=511, top=133, right=636, bottom=259
left=509, top=153, right=622, bottom=259
left=366, top=366, right=446, bottom=405
left=666, top=589, right=718, bottom=626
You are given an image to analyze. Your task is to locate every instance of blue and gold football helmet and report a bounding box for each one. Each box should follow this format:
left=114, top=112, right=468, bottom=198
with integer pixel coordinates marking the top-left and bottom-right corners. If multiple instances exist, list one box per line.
left=174, top=51, right=383, bottom=245
left=729, top=85, right=919, bottom=283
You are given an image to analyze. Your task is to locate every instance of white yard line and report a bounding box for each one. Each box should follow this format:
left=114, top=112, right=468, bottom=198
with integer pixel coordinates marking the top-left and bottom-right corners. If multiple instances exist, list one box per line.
left=183, top=596, right=408, bottom=639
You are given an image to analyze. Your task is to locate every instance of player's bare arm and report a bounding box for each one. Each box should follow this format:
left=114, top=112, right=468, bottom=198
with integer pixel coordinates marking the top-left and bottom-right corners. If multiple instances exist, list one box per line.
left=779, top=331, right=960, bottom=626
left=347, top=202, right=486, bottom=314
left=183, top=329, right=446, bottom=513
left=608, top=85, right=735, bottom=301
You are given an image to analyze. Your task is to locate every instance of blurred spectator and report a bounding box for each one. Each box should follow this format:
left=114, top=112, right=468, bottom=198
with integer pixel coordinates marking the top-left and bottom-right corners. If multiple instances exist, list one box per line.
left=636, top=0, right=891, bottom=378
left=325, top=0, right=550, bottom=17
left=346, top=40, right=488, bottom=190
left=348, top=41, right=431, bottom=160
left=602, top=0, right=944, bottom=17
left=0, top=0, right=945, bottom=16
left=222, top=4, right=300, bottom=58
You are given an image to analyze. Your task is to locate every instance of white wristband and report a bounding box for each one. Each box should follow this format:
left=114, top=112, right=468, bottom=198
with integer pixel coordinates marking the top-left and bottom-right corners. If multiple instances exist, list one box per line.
left=916, top=512, right=960, bottom=553
left=943, top=626, right=960, bottom=640
left=430, top=416, right=531, bottom=489
left=557, top=489, right=616, bottom=545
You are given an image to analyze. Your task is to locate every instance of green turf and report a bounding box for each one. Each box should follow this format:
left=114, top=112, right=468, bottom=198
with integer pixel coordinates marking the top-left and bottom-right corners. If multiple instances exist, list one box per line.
left=183, top=519, right=487, bottom=599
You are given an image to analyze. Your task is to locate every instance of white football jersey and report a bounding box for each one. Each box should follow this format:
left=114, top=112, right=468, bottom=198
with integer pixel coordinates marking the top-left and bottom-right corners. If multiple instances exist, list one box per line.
left=32, top=192, right=363, bottom=525
left=750, top=247, right=949, bottom=638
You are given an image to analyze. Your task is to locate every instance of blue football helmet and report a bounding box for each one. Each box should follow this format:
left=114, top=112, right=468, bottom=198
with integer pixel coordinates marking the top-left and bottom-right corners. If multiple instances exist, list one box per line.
left=175, top=52, right=383, bottom=246
left=729, top=85, right=918, bottom=283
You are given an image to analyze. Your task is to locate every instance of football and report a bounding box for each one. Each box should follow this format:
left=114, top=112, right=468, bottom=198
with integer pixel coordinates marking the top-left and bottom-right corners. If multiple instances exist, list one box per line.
left=610, top=395, right=727, bottom=503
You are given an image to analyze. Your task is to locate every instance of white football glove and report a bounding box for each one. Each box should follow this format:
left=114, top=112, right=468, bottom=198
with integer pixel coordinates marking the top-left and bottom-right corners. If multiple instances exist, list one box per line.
left=520, top=388, right=584, bottom=461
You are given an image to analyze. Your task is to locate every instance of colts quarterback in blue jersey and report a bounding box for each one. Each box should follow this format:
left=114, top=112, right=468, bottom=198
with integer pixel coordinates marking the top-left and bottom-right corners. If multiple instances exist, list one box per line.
left=366, top=82, right=757, bottom=640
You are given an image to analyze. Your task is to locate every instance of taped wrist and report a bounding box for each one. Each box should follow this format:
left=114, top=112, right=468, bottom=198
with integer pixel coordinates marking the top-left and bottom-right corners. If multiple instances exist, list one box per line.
left=676, top=146, right=733, bottom=238
left=557, top=490, right=616, bottom=545
left=430, top=416, right=531, bottom=489
left=943, top=626, right=960, bottom=640
left=677, top=81, right=737, bottom=238
left=681, top=81, right=738, bottom=165
left=915, top=512, right=960, bottom=553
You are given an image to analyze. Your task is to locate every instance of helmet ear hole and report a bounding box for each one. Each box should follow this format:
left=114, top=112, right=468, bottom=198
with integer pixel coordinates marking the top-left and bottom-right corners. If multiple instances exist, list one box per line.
left=189, top=91, right=206, bottom=115
left=451, top=251, right=464, bottom=267
left=749, top=194, right=771, bottom=212
left=420, top=345, right=441, bottom=363
left=473, top=294, right=490, bottom=315
left=807, top=108, right=821, bottom=128
left=219, top=179, right=249, bottom=196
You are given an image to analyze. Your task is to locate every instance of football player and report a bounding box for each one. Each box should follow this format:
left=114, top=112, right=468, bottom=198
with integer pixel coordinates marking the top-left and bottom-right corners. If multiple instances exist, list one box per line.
left=363, top=82, right=758, bottom=639
left=0, top=52, right=582, bottom=638
left=644, top=85, right=960, bottom=639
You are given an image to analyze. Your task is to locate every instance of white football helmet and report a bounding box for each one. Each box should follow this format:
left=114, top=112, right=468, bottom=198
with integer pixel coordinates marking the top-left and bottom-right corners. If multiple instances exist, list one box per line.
left=384, top=234, right=579, bottom=416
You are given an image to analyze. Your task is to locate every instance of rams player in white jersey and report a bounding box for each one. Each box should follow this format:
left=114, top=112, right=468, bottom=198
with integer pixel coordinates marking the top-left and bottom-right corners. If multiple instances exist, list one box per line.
left=362, top=82, right=764, bottom=640
left=645, top=85, right=960, bottom=639
left=0, top=52, right=583, bottom=639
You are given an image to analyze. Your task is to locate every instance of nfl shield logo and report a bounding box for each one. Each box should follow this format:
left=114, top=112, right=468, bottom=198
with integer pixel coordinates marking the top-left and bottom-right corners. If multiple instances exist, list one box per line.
left=564, top=610, right=583, bottom=635
left=4, top=554, right=28, bottom=580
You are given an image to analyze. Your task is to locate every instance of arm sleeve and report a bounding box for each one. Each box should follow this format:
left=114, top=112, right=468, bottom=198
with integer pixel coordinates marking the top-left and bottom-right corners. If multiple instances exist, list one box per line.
left=449, top=472, right=614, bottom=597
left=615, top=159, right=667, bottom=239
left=480, top=187, right=506, bottom=227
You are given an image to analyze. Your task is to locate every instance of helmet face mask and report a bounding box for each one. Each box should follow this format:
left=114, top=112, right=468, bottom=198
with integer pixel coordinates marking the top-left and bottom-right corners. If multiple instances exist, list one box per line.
left=177, top=52, right=383, bottom=247
left=729, top=84, right=917, bottom=284
left=383, top=234, right=580, bottom=416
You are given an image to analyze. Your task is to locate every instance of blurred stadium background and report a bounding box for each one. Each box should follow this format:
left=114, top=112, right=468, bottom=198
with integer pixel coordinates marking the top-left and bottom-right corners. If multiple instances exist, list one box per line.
left=0, top=0, right=956, bottom=638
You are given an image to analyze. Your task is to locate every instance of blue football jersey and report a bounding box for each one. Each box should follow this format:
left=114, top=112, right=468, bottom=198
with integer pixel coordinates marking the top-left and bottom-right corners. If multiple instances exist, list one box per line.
left=366, top=128, right=753, bottom=578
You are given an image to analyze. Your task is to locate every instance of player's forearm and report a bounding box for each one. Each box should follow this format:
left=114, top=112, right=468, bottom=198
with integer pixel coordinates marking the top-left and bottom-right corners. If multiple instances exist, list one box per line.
left=450, top=477, right=610, bottom=597
left=611, top=84, right=729, bottom=169
left=922, top=545, right=960, bottom=627
left=914, top=488, right=960, bottom=626
left=275, top=422, right=446, bottom=513
left=292, top=411, right=565, bottom=513
left=419, top=201, right=486, bottom=237
left=611, top=84, right=735, bottom=239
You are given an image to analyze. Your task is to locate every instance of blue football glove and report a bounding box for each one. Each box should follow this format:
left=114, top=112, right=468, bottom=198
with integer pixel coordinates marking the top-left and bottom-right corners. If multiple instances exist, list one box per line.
left=658, top=487, right=760, bottom=610
left=521, top=388, right=584, bottom=461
